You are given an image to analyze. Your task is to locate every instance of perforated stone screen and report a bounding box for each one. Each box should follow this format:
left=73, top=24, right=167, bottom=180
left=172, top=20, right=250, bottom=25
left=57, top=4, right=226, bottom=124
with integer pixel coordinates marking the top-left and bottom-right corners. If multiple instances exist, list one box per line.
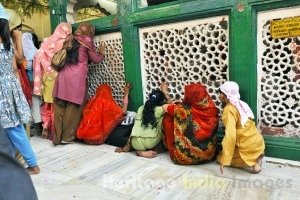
left=88, top=32, right=125, bottom=105
left=257, top=7, right=300, bottom=137
left=139, top=16, right=229, bottom=110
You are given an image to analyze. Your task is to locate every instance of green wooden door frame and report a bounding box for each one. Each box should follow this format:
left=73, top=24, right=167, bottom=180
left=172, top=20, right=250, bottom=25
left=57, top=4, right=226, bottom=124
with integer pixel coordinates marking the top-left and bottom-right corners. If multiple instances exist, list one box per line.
left=49, top=0, right=300, bottom=161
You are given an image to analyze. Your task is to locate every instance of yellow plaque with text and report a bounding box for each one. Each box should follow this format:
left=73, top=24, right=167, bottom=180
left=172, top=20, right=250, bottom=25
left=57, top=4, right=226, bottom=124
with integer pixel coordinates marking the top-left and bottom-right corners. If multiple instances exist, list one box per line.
left=271, top=16, right=300, bottom=39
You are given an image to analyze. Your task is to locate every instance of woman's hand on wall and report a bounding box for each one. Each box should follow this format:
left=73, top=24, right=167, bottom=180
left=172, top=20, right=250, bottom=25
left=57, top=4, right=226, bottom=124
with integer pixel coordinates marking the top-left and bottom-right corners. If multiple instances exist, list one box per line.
left=124, top=82, right=132, bottom=96
left=160, top=82, right=169, bottom=94
left=98, top=42, right=106, bottom=55
left=160, top=82, right=172, bottom=103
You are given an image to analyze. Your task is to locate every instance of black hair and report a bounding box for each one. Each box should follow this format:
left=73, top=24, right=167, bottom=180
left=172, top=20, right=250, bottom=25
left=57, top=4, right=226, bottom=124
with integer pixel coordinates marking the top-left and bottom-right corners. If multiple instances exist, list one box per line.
left=12, top=23, right=22, bottom=31
left=142, top=89, right=166, bottom=128
left=219, top=88, right=227, bottom=98
left=66, top=39, right=80, bottom=65
left=0, top=18, right=11, bottom=51
left=31, top=33, right=40, bottom=49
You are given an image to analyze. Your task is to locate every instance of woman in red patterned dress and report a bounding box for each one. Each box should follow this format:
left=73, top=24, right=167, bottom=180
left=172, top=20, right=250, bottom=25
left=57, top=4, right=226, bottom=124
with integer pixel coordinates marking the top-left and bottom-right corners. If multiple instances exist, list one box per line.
left=161, top=82, right=219, bottom=164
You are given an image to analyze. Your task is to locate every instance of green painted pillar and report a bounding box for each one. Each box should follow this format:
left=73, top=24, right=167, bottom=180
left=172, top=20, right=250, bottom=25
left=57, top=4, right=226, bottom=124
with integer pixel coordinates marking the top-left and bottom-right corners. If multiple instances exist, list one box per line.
left=48, top=0, right=68, bottom=32
left=120, top=0, right=144, bottom=111
left=230, top=1, right=257, bottom=117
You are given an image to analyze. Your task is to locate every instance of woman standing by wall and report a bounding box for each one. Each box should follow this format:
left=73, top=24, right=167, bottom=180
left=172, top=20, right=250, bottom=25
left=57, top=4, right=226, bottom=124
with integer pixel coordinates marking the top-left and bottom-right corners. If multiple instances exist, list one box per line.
left=33, top=22, right=72, bottom=139
left=52, top=22, right=105, bottom=145
left=0, top=3, right=39, bottom=174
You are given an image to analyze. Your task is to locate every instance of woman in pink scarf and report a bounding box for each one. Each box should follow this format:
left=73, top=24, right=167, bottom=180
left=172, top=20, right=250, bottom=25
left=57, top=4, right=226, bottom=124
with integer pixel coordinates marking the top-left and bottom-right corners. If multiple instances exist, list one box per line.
left=33, top=22, right=72, bottom=139
left=52, top=22, right=105, bottom=145
left=217, top=81, right=265, bottom=174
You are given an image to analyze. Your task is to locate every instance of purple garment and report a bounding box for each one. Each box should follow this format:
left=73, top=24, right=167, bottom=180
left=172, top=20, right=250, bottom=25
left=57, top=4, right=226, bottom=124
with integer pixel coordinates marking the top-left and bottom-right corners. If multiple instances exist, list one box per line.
left=53, top=41, right=104, bottom=105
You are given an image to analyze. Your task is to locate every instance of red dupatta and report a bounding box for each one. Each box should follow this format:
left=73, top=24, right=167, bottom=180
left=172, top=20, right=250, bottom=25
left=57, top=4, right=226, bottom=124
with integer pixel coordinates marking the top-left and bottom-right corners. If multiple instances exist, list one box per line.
left=76, top=84, right=124, bottom=144
left=163, top=83, right=219, bottom=164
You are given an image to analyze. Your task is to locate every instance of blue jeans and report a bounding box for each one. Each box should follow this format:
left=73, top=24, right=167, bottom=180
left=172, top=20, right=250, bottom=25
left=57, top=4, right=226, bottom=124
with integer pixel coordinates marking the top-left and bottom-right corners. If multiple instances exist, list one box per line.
left=5, top=124, right=37, bottom=167
left=0, top=126, right=15, bottom=157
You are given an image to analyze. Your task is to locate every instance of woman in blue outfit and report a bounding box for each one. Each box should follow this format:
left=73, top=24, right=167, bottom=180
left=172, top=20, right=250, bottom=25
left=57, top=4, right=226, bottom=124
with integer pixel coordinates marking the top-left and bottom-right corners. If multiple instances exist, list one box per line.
left=0, top=3, right=39, bottom=175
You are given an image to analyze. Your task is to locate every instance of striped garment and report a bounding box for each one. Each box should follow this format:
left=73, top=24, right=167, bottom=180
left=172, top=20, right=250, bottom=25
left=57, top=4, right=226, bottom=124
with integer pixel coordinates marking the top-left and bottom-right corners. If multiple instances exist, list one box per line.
left=121, top=111, right=136, bottom=125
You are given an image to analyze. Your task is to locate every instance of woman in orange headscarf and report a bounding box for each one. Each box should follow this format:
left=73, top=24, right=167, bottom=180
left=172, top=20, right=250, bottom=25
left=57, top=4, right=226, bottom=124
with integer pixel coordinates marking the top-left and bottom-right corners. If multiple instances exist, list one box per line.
left=161, top=82, right=219, bottom=165
left=76, top=84, right=129, bottom=145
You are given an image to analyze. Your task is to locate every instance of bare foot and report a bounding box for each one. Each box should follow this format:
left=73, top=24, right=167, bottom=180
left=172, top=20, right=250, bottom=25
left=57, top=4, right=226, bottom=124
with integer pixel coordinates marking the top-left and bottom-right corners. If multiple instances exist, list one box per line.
left=115, top=145, right=131, bottom=153
left=115, top=147, right=124, bottom=153
left=252, top=154, right=264, bottom=174
left=136, top=150, right=157, bottom=158
left=115, top=141, right=131, bottom=153
left=26, top=165, right=40, bottom=175
left=252, top=163, right=261, bottom=174
left=41, top=128, right=49, bottom=139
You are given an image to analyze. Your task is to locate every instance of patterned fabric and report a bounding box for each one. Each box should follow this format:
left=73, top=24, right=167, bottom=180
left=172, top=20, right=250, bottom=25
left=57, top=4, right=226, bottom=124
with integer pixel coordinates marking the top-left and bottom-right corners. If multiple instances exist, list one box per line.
left=33, top=22, right=72, bottom=97
left=163, top=83, right=219, bottom=165
left=0, top=42, right=31, bottom=128
left=121, top=111, right=136, bottom=125
left=220, top=81, right=254, bottom=127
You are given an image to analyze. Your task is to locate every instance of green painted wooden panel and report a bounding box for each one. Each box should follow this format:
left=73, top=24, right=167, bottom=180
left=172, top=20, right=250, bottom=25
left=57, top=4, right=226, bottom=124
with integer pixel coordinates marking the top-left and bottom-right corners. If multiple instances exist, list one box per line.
left=131, top=0, right=234, bottom=26
left=72, top=15, right=121, bottom=33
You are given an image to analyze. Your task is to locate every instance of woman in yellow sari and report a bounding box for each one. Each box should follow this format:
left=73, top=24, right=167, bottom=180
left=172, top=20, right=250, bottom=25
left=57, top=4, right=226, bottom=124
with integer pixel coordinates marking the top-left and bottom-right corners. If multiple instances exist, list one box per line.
left=217, top=81, right=265, bottom=174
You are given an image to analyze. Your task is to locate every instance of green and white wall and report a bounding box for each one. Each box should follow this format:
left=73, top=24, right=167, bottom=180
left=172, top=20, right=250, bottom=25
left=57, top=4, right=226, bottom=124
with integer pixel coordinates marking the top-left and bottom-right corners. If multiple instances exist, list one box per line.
left=49, top=0, right=300, bottom=161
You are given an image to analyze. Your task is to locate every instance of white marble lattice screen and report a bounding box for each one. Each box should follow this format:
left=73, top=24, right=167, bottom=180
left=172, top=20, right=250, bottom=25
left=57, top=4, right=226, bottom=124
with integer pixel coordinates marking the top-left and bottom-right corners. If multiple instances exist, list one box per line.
left=88, top=32, right=125, bottom=105
left=257, top=7, right=300, bottom=137
left=139, top=16, right=229, bottom=109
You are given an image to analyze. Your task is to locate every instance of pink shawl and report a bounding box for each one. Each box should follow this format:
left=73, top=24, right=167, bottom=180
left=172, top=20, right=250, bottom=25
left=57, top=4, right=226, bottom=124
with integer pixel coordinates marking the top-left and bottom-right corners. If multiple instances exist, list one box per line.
left=220, top=81, right=254, bottom=127
left=33, top=22, right=72, bottom=95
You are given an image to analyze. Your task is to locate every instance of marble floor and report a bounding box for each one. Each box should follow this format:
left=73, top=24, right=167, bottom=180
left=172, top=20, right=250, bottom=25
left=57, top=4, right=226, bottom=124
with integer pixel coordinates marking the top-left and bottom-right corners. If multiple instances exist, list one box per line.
left=30, top=137, right=300, bottom=200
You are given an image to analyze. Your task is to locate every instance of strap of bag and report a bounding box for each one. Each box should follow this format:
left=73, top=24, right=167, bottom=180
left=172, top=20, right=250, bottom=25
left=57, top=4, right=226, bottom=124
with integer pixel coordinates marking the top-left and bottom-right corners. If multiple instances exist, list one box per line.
left=62, top=34, right=74, bottom=49
left=75, top=38, right=97, bottom=53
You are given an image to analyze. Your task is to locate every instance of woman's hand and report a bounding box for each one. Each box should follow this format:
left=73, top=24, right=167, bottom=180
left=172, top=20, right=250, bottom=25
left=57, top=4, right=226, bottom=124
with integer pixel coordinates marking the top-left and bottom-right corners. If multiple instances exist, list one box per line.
left=160, top=82, right=169, bottom=94
left=124, top=82, right=132, bottom=96
left=160, top=82, right=172, bottom=104
left=98, top=42, right=106, bottom=55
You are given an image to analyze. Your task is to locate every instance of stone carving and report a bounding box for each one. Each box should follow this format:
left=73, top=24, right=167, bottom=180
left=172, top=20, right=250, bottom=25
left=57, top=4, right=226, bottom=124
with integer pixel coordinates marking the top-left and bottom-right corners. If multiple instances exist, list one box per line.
left=88, top=32, right=125, bottom=105
left=258, top=17, right=300, bottom=137
left=139, top=16, right=229, bottom=110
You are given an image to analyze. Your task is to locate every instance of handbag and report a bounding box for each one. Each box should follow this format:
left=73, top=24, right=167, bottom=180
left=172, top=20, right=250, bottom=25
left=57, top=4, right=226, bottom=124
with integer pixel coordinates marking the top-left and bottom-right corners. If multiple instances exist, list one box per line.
left=51, top=35, right=73, bottom=71
left=51, top=48, right=67, bottom=71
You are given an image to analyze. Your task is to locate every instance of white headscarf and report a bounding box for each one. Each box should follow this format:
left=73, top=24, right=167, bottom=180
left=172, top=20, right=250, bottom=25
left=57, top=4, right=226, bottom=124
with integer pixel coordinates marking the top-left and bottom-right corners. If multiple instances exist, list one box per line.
left=22, top=32, right=38, bottom=61
left=220, top=81, right=254, bottom=127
